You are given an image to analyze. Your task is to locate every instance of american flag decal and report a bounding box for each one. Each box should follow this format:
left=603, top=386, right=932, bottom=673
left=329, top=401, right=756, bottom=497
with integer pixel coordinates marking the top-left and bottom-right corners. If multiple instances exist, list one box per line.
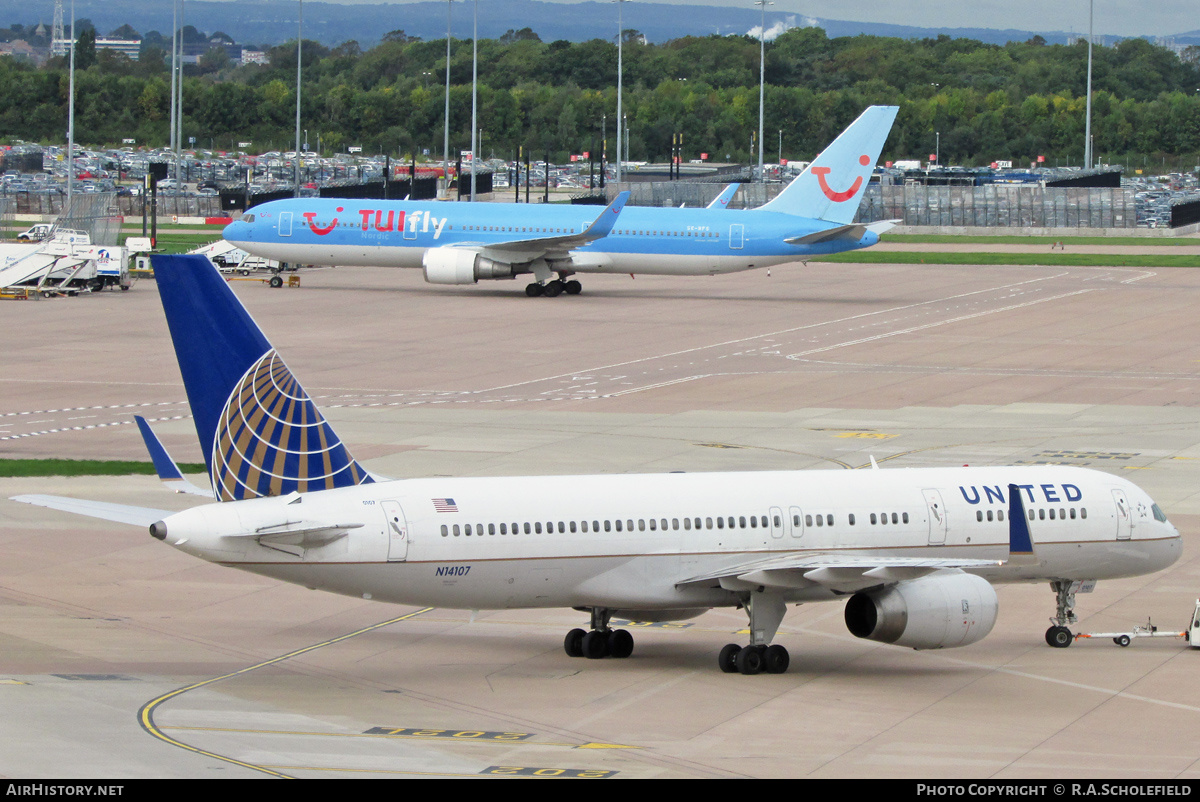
left=432, top=498, right=458, bottom=513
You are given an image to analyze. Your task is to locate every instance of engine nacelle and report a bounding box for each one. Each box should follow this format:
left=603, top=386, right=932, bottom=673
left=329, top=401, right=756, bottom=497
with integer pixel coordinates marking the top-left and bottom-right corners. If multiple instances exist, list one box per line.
left=844, top=571, right=998, bottom=650
left=422, top=248, right=514, bottom=284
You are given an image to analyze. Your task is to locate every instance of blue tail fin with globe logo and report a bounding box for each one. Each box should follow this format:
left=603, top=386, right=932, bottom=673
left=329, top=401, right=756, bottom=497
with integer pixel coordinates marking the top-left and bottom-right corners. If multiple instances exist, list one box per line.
left=150, top=254, right=374, bottom=501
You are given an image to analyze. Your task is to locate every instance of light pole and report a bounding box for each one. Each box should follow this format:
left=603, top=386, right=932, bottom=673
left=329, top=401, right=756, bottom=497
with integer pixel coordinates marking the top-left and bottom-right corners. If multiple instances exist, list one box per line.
left=614, top=0, right=629, bottom=183
left=294, top=0, right=303, bottom=197
left=470, top=0, right=477, bottom=201
left=67, top=0, right=74, bottom=215
left=754, top=0, right=772, bottom=181
left=1084, top=0, right=1094, bottom=169
left=444, top=0, right=453, bottom=198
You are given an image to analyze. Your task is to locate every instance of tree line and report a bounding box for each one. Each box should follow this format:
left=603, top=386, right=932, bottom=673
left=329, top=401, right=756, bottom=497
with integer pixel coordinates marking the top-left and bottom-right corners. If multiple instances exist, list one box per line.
left=2, top=23, right=1199, bottom=170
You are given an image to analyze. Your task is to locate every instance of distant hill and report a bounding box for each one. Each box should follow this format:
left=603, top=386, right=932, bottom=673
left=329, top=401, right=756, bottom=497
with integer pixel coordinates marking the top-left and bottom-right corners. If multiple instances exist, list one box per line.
left=8, top=0, right=1199, bottom=49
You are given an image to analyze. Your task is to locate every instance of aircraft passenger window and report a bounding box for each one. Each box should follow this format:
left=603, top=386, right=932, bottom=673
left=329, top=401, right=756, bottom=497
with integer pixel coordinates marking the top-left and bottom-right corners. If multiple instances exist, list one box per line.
left=902, top=513, right=909, bottom=524
left=998, top=511, right=1005, bottom=521
left=871, top=513, right=877, bottom=525
left=1081, top=508, right=1087, bottom=519
left=570, top=521, right=577, bottom=533
left=639, top=520, right=646, bottom=531
left=986, top=510, right=993, bottom=522
left=891, top=513, right=898, bottom=524
left=1028, top=510, right=1035, bottom=521
left=977, top=511, right=983, bottom=522
left=662, top=518, right=668, bottom=530
left=524, top=522, right=531, bottom=534
left=815, top=516, right=823, bottom=527
left=705, top=517, right=712, bottom=529
left=463, top=524, right=472, bottom=536
left=749, top=516, right=756, bottom=529
left=793, top=514, right=801, bottom=526
left=593, top=520, right=600, bottom=531
left=616, top=520, right=623, bottom=532
left=534, top=522, right=542, bottom=534
left=648, top=519, right=656, bottom=531
left=1039, top=509, right=1045, bottom=520
left=774, top=515, right=782, bottom=527
left=716, top=517, right=724, bottom=529
left=500, top=523, right=508, bottom=534
left=848, top=514, right=855, bottom=525
left=627, top=520, right=634, bottom=531
left=805, top=515, right=813, bottom=527
left=736, top=516, right=744, bottom=528
left=604, top=520, right=611, bottom=532
left=1070, top=509, right=1076, bottom=520
left=441, top=525, right=448, bottom=537
left=826, top=515, right=833, bottom=526
left=453, top=524, right=461, bottom=536
left=489, top=523, right=496, bottom=535
left=1060, top=508, right=1066, bottom=519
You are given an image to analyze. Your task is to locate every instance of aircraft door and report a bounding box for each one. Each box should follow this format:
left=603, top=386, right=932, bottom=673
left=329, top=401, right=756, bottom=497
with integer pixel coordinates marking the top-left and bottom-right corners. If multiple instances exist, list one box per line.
left=278, top=211, right=293, bottom=237
left=380, top=500, right=410, bottom=561
left=728, top=223, right=744, bottom=249
left=1112, top=488, right=1132, bottom=540
left=769, top=506, right=784, bottom=541
left=923, top=489, right=948, bottom=545
left=788, top=506, right=804, bottom=539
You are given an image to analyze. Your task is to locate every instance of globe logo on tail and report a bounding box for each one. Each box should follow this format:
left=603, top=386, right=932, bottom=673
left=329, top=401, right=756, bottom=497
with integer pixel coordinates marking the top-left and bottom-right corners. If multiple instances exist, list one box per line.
left=211, top=350, right=372, bottom=501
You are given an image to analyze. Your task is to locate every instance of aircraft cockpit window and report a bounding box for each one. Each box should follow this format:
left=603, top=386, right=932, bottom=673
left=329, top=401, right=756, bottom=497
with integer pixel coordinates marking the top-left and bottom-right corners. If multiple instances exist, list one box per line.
left=1152, top=503, right=1169, bottom=523
left=241, top=214, right=255, bottom=223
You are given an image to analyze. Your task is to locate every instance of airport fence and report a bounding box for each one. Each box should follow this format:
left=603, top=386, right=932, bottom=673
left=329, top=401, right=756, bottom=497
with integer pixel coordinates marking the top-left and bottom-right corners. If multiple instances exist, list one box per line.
left=611, top=181, right=1141, bottom=227
left=1, top=192, right=225, bottom=219
left=854, top=184, right=1138, bottom=228
left=60, top=193, right=122, bottom=246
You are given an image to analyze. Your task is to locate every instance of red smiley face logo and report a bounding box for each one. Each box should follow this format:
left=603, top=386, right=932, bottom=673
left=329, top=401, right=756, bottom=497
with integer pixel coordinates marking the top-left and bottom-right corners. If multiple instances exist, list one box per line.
left=304, top=207, right=343, bottom=236
left=813, top=155, right=870, bottom=202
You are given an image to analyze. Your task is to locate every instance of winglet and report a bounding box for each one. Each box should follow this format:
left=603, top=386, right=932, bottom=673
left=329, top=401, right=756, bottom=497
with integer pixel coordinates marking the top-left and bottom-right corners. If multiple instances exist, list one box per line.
left=1007, top=483, right=1039, bottom=565
left=135, top=415, right=214, bottom=497
left=706, top=183, right=740, bottom=210
left=578, top=190, right=631, bottom=243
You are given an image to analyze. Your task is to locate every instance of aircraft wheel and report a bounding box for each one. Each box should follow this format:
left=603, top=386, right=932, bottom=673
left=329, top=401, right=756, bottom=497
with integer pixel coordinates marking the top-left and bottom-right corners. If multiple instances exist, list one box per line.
left=608, top=629, right=634, bottom=659
left=735, top=645, right=764, bottom=675
left=543, top=280, right=563, bottom=297
left=764, top=644, right=790, bottom=674
left=564, top=628, right=586, bottom=658
left=1046, top=625, right=1073, bottom=648
left=269, top=275, right=284, bottom=288
left=718, top=643, right=741, bottom=674
left=564, top=279, right=582, bottom=295
left=582, top=630, right=609, bottom=659
left=1116, top=634, right=1131, bottom=647
left=525, top=283, right=543, bottom=297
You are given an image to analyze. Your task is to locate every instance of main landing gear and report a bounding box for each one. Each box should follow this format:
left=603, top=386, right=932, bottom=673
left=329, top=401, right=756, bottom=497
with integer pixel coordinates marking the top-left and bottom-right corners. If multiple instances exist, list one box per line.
left=563, top=608, right=634, bottom=660
left=719, top=590, right=790, bottom=675
left=1045, top=579, right=1081, bottom=648
left=525, top=278, right=582, bottom=297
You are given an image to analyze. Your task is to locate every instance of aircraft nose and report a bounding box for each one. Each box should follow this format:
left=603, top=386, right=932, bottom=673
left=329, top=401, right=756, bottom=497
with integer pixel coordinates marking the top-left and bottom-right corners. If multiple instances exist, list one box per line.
left=223, top=219, right=251, bottom=243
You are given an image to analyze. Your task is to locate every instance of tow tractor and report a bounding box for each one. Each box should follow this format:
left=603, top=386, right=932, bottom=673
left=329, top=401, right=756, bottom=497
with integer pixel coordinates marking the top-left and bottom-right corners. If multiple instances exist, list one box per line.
left=1073, top=599, right=1200, bottom=648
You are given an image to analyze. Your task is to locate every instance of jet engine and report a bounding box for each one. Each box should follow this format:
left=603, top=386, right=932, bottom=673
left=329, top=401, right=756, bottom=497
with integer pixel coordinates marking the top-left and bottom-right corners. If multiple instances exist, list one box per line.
left=843, top=571, right=998, bottom=650
left=422, top=248, right=515, bottom=284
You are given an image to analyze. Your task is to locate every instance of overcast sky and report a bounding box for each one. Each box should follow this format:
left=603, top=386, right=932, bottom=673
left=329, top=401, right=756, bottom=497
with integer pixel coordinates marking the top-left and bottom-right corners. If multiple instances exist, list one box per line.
left=302, top=0, right=1199, bottom=39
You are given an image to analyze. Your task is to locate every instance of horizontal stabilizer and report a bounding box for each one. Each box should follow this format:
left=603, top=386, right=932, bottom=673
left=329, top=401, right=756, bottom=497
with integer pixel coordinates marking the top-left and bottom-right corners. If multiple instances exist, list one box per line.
left=10, top=494, right=175, bottom=528
left=135, top=415, right=214, bottom=498
left=786, top=224, right=867, bottom=245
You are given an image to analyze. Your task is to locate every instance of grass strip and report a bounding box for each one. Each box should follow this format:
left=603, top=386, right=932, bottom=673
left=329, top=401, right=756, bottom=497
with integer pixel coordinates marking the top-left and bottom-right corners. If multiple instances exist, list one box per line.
left=883, top=234, right=1200, bottom=246
left=0, top=458, right=207, bottom=478
left=813, top=251, right=1200, bottom=267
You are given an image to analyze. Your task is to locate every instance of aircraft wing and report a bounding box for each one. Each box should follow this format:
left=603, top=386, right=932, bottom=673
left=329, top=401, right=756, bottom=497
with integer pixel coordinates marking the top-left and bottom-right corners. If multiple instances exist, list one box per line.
left=463, top=190, right=630, bottom=263
left=676, top=552, right=1004, bottom=594
left=706, top=183, right=740, bottom=210
left=11, top=494, right=175, bottom=528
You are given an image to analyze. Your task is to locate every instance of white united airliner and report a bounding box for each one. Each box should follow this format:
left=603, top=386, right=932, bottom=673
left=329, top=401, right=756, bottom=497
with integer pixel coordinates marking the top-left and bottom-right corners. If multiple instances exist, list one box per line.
left=12, top=256, right=1182, bottom=674
left=222, top=106, right=900, bottom=297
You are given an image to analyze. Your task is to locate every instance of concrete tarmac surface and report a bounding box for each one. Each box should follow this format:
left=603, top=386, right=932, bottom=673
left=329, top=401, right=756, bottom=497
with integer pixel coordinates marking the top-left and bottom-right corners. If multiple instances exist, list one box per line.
left=2, top=262, right=1199, bottom=779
